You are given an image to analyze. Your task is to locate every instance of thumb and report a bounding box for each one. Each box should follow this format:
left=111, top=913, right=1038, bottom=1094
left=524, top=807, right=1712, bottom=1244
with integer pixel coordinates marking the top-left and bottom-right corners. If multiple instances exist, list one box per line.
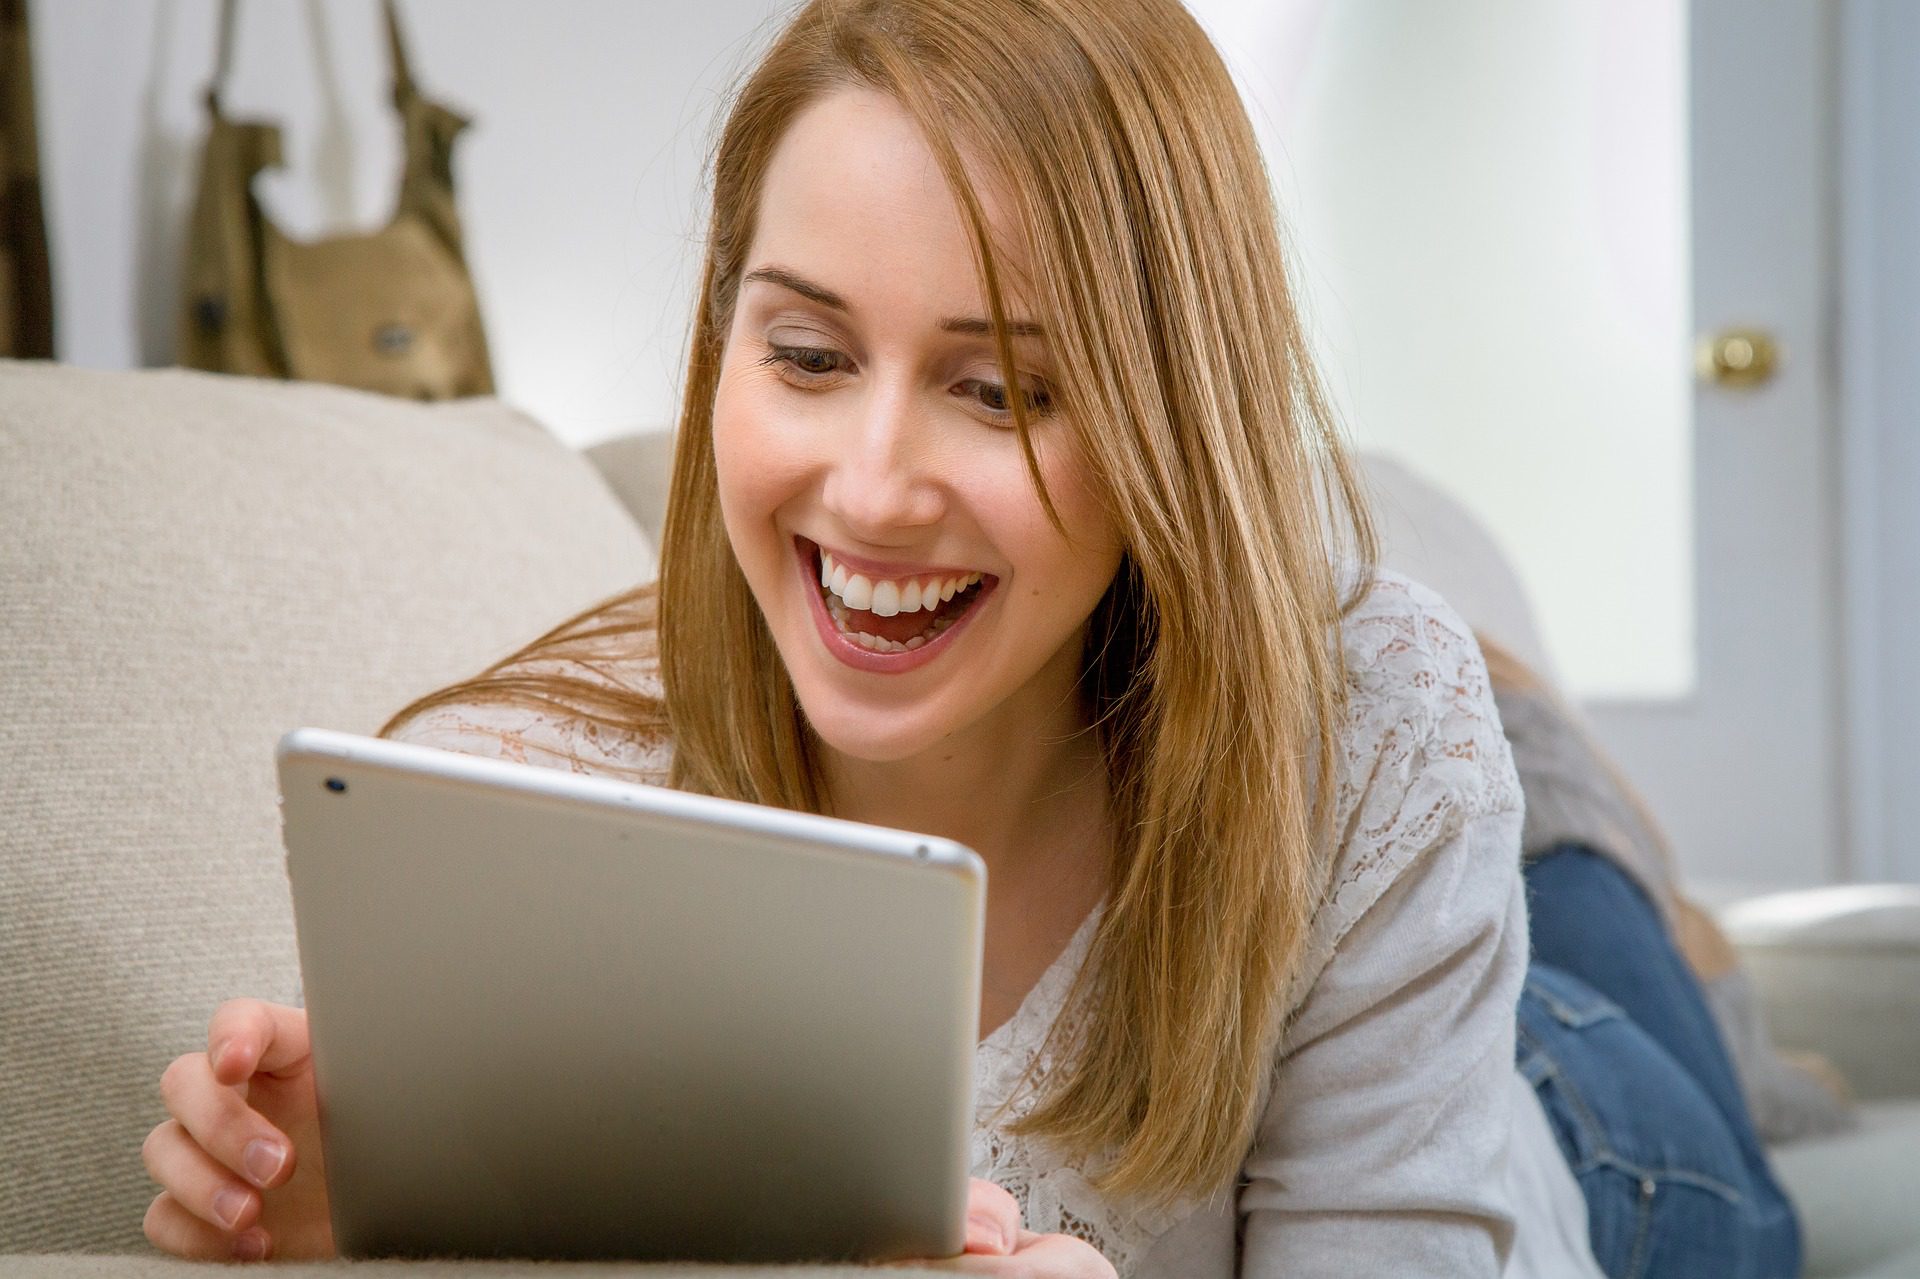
left=964, top=1178, right=1021, bottom=1254
left=207, top=999, right=311, bottom=1084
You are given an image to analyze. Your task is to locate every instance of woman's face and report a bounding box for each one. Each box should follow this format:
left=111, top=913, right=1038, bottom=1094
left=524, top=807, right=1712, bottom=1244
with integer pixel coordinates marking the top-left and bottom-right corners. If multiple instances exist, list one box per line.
left=711, top=86, right=1123, bottom=764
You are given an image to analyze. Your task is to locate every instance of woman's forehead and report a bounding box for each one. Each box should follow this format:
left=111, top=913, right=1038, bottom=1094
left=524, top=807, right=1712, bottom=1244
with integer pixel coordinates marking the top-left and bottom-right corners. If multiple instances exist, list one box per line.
left=748, top=87, right=1038, bottom=324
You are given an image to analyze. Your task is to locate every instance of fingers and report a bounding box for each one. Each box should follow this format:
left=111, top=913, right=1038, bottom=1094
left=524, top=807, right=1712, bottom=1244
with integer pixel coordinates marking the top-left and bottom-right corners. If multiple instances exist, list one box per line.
left=141, top=999, right=312, bottom=1263
left=143, top=1190, right=271, bottom=1262
left=157, top=1050, right=296, bottom=1195
left=206, top=998, right=311, bottom=1084
left=141, top=1119, right=261, bottom=1235
left=1012, top=1231, right=1115, bottom=1276
left=925, top=1230, right=1116, bottom=1277
left=963, top=1177, right=1022, bottom=1255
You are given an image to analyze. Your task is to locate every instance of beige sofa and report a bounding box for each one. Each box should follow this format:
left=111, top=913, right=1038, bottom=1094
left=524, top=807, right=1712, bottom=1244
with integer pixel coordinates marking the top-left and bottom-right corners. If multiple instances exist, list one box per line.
left=2, top=361, right=1916, bottom=1275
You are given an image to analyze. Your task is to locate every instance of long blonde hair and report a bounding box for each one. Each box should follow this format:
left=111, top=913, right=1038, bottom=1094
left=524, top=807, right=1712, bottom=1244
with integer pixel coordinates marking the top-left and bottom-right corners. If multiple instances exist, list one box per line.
left=382, top=0, right=1377, bottom=1212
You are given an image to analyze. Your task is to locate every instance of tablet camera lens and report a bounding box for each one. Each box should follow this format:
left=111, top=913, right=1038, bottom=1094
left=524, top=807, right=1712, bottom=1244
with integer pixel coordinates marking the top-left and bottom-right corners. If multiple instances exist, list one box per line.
left=324, top=777, right=347, bottom=793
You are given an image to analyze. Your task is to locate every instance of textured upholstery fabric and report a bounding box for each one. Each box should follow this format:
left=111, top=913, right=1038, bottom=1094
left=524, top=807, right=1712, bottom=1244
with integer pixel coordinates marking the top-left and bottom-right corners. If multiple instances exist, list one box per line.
left=584, top=429, right=674, bottom=551
left=0, top=362, right=653, bottom=1252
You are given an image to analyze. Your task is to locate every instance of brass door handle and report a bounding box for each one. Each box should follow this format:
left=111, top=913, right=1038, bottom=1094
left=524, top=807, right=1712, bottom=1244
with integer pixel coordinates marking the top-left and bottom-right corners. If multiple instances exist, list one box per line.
left=1695, top=328, right=1780, bottom=388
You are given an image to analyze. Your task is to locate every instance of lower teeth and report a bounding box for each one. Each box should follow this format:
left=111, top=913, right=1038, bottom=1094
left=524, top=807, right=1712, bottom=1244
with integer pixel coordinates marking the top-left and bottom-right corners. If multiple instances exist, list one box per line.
left=824, top=588, right=969, bottom=654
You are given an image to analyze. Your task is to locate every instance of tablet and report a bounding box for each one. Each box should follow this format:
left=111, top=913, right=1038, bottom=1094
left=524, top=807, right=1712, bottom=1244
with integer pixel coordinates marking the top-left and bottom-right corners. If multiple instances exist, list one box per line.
left=275, top=726, right=986, bottom=1264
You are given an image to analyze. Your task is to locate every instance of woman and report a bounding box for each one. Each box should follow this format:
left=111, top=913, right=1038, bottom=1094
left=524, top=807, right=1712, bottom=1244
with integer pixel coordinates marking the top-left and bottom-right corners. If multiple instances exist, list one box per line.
left=137, top=1, right=1786, bottom=1273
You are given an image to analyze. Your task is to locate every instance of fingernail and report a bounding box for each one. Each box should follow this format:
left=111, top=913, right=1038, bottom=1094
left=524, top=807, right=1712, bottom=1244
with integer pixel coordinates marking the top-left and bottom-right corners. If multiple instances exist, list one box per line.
left=212, top=1187, right=249, bottom=1230
left=243, top=1139, right=286, bottom=1187
left=230, top=1229, right=267, bottom=1261
left=209, top=1040, right=227, bottom=1073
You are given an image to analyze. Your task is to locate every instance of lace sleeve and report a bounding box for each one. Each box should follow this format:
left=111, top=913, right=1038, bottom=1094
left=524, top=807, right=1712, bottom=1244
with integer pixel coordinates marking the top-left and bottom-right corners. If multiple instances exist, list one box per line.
left=382, top=659, right=674, bottom=787
left=1287, top=570, right=1525, bottom=1001
left=969, top=570, right=1531, bottom=1278
left=1237, top=570, right=1529, bottom=1276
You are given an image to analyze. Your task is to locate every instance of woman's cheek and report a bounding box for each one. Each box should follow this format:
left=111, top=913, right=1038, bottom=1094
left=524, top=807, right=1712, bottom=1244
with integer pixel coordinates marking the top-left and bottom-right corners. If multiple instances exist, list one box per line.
left=711, top=378, right=816, bottom=577
left=1027, top=428, right=1119, bottom=555
left=711, top=381, right=770, bottom=554
left=712, top=378, right=775, bottom=504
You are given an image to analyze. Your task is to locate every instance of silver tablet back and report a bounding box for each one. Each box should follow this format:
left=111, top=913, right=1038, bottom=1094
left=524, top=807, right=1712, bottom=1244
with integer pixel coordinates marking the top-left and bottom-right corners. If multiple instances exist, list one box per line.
left=277, top=727, right=985, bottom=1264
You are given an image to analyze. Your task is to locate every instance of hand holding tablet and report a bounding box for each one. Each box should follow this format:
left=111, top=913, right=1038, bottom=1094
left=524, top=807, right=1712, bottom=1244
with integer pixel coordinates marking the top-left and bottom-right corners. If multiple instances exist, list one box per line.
left=143, top=1000, right=1047, bottom=1265
left=252, top=726, right=987, bottom=1264
left=144, top=998, right=331, bottom=1261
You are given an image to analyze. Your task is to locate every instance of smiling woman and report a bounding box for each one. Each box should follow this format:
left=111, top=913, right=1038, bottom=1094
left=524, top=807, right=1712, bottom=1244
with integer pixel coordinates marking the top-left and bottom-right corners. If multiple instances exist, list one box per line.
left=135, top=1, right=1675, bottom=1276
left=709, top=83, right=1130, bottom=793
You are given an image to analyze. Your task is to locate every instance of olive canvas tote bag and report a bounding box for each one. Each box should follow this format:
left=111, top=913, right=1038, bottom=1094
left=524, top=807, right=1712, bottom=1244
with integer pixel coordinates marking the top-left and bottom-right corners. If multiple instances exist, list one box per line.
left=178, top=0, right=495, bottom=400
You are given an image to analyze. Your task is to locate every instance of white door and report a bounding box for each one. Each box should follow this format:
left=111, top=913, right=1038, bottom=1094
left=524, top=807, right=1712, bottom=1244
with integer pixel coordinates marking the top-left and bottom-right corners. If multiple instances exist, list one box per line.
left=1832, top=1, right=1920, bottom=885
left=1581, top=0, right=1841, bottom=892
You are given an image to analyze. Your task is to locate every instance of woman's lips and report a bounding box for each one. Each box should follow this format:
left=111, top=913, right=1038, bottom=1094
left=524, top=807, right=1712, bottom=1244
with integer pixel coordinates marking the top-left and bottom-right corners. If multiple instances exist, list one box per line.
left=793, top=535, right=997, bottom=674
left=812, top=539, right=991, bottom=585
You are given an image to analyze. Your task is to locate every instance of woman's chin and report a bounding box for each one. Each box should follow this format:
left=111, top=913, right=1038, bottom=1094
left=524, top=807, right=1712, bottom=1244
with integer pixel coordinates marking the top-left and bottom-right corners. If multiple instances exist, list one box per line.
left=788, top=677, right=972, bottom=762
left=797, top=706, right=952, bottom=765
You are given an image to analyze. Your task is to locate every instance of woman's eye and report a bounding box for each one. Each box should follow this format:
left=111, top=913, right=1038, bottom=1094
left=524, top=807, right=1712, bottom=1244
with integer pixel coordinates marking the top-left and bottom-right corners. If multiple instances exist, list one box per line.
left=961, top=378, right=1055, bottom=423
left=757, top=343, right=1053, bottom=424
left=758, top=344, right=847, bottom=379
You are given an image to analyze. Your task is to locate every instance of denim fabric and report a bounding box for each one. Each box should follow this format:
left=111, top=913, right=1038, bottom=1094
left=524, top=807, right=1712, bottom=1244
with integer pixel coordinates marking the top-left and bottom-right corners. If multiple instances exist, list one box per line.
left=1519, top=843, right=1802, bottom=1279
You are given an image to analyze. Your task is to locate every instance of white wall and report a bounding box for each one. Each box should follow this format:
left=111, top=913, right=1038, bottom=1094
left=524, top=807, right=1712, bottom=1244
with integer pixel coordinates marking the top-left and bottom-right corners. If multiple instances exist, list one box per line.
left=1188, top=0, right=1694, bottom=703
left=32, top=0, right=788, bottom=446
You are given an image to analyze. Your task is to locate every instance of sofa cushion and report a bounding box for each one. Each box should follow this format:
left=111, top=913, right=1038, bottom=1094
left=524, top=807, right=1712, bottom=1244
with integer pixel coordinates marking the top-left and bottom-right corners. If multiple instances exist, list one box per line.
left=1773, top=1100, right=1920, bottom=1277
left=584, top=429, right=675, bottom=550
left=1721, top=886, right=1920, bottom=1100
left=0, top=362, right=653, bottom=1251
left=1357, top=451, right=1563, bottom=689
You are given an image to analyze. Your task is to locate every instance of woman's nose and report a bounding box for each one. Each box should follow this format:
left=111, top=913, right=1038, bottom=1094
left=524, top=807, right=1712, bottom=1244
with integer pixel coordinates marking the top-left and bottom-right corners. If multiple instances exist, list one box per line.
left=818, top=382, right=944, bottom=540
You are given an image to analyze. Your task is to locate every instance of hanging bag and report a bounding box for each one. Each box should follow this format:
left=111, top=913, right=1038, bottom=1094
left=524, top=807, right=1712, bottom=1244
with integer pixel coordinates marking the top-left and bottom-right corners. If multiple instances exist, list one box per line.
left=178, top=0, right=494, bottom=400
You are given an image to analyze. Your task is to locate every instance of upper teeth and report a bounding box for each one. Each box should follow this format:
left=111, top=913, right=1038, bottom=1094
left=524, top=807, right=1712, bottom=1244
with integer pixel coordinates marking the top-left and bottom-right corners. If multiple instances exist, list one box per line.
left=819, top=549, right=982, bottom=617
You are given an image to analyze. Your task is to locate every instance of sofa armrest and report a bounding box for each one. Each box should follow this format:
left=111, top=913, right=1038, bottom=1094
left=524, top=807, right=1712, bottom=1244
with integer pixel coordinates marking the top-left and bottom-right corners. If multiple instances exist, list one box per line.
left=586, top=429, right=675, bottom=551
left=1719, top=885, right=1920, bottom=1100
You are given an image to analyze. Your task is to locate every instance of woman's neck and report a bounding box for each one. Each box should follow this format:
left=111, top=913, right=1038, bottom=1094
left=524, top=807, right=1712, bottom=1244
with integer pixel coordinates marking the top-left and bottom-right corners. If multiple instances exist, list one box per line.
left=816, top=649, right=1116, bottom=1041
left=817, top=659, right=1108, bottom=880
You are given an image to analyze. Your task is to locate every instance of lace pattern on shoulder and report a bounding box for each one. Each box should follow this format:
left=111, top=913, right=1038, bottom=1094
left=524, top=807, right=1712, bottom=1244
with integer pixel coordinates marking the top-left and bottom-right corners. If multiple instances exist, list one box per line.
left=385, top=658, right=674, bottom=786
left=1289, top=568, right=1522, bottom=1000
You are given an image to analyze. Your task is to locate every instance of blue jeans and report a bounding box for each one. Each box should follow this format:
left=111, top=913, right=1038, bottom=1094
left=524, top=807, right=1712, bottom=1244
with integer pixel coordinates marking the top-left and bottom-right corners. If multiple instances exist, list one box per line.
left=1519, top=843, right=1802, bottom=1278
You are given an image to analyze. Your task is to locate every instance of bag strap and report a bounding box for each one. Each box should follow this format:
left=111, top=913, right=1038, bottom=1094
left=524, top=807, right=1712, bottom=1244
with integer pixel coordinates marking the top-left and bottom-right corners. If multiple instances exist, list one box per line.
left=206, top=0, right=417, bottom=116
left=380, top=0, right=420, bottom=109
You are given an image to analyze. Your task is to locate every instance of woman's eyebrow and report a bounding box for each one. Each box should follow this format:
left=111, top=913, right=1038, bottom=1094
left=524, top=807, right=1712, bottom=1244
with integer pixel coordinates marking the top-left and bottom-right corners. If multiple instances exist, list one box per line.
left=744, top=265, right=849, bottom=311
left=939, top=315, right=1047, bottom=338
left=742, top=264, right=1046, bottom=338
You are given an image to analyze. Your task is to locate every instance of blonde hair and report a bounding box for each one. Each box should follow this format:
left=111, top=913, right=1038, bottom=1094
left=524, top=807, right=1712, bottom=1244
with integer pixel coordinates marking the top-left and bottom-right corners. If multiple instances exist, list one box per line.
left=382, top=0, right=1378, bottom=1212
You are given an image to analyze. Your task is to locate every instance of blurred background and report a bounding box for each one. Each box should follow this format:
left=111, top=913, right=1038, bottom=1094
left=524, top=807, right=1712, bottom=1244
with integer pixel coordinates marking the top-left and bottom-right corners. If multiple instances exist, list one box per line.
left=22, top=0, right=1919, bottom=894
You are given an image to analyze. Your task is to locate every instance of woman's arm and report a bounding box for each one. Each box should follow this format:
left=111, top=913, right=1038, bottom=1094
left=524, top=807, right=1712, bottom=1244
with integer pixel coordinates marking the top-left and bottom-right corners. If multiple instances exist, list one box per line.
left=1237, top=573, right=1531, bottom=1276
left=1237, top=801, right=1527, bottom=1275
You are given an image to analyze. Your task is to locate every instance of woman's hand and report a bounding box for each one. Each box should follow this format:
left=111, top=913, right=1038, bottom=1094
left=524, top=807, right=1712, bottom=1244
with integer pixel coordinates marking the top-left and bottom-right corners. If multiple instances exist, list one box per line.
left=141, top=998, right=335, bottom=1261
left=141, top=1024, right=1107, bottom=1275
left=922, top=1178, right=1118, bottom=1276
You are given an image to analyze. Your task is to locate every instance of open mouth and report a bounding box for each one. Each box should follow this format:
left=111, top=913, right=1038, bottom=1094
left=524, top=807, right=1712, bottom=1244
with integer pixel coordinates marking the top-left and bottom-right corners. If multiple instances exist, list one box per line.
left=798, top=537, right=994, bottom=655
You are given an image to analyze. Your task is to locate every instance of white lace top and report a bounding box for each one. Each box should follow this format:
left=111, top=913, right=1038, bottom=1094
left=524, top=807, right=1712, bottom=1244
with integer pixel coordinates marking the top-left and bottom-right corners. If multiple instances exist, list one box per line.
left=380, top=568, right=1600, bottom=1278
